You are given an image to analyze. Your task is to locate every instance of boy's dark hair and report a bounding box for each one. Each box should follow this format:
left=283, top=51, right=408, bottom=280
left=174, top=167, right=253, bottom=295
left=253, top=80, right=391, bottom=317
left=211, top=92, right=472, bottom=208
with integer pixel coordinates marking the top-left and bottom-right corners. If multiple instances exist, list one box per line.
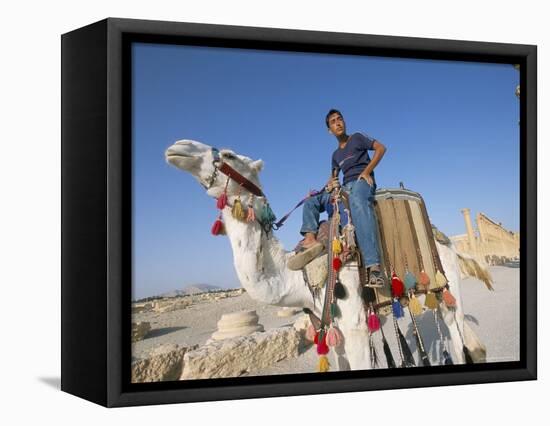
left=325, top=109, right=343, bottom=128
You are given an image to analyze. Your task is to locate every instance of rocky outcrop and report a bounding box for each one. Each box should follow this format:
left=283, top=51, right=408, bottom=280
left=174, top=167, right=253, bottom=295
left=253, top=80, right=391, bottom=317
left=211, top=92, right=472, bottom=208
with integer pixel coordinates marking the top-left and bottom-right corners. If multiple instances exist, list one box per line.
left=132, top=321, right=151, bottom=342
left=211, top=310, right=264, bottom=341
left=152, top=298, right=192, bottom=313
left=181, top=326, right=301, bottom=379
left=131, top=343, right=198, bottom=383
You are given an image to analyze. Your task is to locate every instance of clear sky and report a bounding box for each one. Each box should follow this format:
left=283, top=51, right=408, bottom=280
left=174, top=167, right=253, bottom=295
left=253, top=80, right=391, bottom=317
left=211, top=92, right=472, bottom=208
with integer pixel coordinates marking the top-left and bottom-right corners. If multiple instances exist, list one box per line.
left=132, top=42, right=519, bottom=300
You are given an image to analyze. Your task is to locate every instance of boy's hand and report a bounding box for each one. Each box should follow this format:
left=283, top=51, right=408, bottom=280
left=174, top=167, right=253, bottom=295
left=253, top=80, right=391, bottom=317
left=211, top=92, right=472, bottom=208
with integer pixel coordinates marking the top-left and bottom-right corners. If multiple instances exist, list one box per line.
left=358, top=172, right=374, bottom=186
left=326, top=176, right=340, bottom=192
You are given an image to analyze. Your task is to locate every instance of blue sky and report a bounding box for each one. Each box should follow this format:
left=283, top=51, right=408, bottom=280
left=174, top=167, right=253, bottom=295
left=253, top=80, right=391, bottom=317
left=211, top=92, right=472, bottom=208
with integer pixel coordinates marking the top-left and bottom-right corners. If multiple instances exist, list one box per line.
left=132, top=43, right=519, bottom=300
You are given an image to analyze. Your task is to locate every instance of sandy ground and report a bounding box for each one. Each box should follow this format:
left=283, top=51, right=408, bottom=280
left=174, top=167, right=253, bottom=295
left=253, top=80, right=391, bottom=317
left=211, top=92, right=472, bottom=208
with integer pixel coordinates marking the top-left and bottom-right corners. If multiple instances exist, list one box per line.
left=132, top=265, right=519, bottom=375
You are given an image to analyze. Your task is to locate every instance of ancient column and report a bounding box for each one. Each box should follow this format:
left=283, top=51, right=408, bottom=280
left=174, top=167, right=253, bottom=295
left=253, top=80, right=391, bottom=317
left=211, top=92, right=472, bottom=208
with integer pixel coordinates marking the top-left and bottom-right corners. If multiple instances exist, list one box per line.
left=461, top=208, right=477, bottom=255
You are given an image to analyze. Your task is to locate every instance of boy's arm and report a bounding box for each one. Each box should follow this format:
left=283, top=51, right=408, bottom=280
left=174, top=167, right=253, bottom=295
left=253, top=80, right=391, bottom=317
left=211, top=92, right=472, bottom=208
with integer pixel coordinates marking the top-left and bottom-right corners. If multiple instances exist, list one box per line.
left=358, top=140, right=386, bottom=184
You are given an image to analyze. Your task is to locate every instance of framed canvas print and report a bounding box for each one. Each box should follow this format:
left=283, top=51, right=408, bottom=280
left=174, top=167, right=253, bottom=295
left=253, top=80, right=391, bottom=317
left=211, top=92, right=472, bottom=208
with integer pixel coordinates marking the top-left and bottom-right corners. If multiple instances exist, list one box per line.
left=61, top=18, right=537, bottom=407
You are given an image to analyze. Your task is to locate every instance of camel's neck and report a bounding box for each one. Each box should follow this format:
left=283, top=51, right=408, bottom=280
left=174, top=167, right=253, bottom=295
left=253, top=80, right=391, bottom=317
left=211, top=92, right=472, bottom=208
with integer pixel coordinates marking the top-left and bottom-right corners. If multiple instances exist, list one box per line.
left=220, top=205, right=313, bottom=308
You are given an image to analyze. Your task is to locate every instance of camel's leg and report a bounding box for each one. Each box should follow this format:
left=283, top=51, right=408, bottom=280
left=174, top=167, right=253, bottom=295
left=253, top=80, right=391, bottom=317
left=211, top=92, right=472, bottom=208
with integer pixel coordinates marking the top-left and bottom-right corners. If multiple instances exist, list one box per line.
left=439, top=303, right=466, bottom=364
left=333, top=268, right=371, bottom=370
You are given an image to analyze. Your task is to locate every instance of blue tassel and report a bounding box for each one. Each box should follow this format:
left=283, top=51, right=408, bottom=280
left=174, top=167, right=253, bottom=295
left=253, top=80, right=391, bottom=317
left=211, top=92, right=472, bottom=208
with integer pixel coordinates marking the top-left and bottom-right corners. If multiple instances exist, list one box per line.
left=404, top=271, right=416, bottom=290
left=392, top=299, right=404, bottom=318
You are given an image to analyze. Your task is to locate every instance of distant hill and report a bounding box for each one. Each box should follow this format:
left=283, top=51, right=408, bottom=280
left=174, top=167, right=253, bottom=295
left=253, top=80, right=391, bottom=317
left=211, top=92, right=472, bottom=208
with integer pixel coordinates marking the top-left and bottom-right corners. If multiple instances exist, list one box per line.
left=158, top=283, right=224, bottom=298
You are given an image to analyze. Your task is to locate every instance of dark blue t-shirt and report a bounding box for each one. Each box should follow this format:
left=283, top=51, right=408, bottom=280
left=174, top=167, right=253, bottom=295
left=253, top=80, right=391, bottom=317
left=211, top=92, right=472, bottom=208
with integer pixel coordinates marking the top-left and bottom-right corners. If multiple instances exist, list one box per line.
left=331, top=132, right=377, bottom=185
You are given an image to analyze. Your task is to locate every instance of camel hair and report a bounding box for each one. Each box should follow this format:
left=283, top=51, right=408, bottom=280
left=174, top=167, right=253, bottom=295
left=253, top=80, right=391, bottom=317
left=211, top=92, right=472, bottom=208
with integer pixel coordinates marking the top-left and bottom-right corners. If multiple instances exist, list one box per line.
left=165, top=139, right=492, bottom=371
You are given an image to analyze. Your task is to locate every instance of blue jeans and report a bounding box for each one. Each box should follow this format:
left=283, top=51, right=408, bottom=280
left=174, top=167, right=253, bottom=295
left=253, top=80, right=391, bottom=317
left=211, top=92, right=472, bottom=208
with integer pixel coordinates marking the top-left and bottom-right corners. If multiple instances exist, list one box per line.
left=300, top=179, right=381, bottom=268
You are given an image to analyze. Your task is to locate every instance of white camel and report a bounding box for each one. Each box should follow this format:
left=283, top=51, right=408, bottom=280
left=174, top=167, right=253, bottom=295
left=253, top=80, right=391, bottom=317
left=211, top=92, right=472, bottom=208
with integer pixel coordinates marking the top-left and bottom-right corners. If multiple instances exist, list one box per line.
left=165, top=139, right=491, bottom=371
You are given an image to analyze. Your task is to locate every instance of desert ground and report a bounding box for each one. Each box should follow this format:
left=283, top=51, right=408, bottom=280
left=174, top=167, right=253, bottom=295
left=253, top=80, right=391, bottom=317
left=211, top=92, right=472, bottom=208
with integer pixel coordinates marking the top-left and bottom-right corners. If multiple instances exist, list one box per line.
left=132, top=265, right=519, bottom=379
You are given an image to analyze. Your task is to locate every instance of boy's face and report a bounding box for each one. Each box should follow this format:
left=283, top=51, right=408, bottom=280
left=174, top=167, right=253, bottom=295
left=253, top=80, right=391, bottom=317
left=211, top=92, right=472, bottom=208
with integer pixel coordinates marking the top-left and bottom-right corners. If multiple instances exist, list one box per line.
left=327, top=113, right=346, bottom=137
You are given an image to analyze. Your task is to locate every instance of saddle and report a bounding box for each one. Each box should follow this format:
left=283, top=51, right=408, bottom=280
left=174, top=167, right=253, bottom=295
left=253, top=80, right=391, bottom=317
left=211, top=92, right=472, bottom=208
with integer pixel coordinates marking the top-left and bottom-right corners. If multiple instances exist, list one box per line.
left=296, top=187, right=450, bottom=317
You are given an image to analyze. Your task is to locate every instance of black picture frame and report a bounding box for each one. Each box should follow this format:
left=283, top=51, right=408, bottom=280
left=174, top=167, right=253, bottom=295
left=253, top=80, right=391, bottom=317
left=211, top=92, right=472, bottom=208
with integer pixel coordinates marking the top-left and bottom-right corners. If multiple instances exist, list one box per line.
left=61, top=17, right=537, bottom=408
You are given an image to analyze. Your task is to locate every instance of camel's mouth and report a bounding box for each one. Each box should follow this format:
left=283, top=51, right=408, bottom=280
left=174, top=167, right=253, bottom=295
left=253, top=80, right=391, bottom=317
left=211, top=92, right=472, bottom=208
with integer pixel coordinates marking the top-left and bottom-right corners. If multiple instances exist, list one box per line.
left=165, top=142, right=202, bottom=170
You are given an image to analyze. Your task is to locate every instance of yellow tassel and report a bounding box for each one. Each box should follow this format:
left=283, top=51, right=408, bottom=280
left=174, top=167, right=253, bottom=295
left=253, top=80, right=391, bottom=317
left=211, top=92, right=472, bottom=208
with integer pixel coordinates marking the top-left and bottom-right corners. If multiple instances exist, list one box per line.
left=424, top=292, right=439, bottom=310
left=435, top=270, right=448, bottom=287
left=332, top=238, right=342, bottom=255
left=409, top=294, right=423, bottom=316
left=317, top=355, right=330, bottom=372
left=231, top=198, right=247, bottom=221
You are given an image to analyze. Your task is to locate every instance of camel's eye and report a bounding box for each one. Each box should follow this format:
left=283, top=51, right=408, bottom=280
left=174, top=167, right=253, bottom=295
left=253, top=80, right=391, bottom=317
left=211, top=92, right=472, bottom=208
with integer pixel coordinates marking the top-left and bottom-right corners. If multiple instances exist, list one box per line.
left=221, top=151, right=237, bottom=161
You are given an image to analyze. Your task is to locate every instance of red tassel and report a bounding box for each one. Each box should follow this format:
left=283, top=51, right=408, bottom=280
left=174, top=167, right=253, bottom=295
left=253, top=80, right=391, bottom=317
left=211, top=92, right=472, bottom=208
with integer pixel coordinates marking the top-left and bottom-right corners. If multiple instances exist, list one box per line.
left=317, top=337, right=329, bottom=355
left=367, top=310, right=380, bottom=332
left=332, top=257, right=342, bottom=271
left=216, top=192, right=228, bottom=209
left=391, top=273, right=405, bottom=298
left=211, top=218, right=224, bottom=236
left=442, top=288, right=457, bottom=308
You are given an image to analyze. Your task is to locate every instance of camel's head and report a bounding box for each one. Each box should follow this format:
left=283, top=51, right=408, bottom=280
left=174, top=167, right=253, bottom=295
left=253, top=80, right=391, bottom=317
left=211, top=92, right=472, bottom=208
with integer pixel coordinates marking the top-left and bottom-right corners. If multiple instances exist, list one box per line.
left=165, top=139, right=264, bottom=198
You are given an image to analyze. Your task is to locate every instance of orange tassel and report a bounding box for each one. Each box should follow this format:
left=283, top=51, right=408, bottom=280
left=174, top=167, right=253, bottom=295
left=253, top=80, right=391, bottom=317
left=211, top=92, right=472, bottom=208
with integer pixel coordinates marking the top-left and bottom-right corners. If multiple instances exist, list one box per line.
left=442, top=288, right=457, bottom=308
left=246, top=205, right=256, bottom=222
left=419, top=270, right=430, bottom=288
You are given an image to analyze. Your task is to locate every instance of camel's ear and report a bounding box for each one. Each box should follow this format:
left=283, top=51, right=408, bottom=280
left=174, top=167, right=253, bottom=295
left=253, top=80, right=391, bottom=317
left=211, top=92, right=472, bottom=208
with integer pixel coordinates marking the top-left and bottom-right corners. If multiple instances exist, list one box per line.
left=251, top=159, right=264, bottom=172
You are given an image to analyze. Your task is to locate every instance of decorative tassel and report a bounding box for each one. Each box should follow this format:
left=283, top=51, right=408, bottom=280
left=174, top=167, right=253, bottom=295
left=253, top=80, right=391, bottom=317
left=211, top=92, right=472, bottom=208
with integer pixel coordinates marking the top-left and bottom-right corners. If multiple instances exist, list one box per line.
left=463, top=345, right=474, bottom=364
left=367, top=310, right=380, bottom=332
left=443, top=349, right=454, bottom=365
left=442, top=288, right=457, bottom=308
left=381, top=333, right=396, bottom=368
left=332, top=257, right=342, bottom=271
left=333, top=281, right=346, bottom=299
left=317, top=355, right=330, bottom=372
left=408, top=294, right=423, bottom=316
left=392, top=298, right=404, bottom=318
left=424, top=291, right=439, bottom=310
left=399, top=296, right=409, bottom=307
left=216, top=192, right=228, bottom=210
left=316, top=336, right=329, bottom=355
left=398, top=325, right=416, bottom=367
left=246, top=194, right=256, bottom=223
left=305, top=324, right=316, bottom=342
left=211, top=217, right=224, bottom=236
left=404, top=271, right=417, bottom=290
left=332, top=238, right=342, bottom=255
left=435, top=269, right=448, bottom=286
left=330, top=302, right=341, bottom=319
left=231, top=197, right=247, bottom=221
left=362, top=287, right=376, bottom=304
left=419, top=270, right=430, bottom=288
left=326, top=325, right=343, bottom=347
left=259, top=201, right=276, bottom=226
left=391, top=273, right=405, bottom=298
left=343, top=223, right=356, bottom=249
left=370, top=333, right=379, bottom=368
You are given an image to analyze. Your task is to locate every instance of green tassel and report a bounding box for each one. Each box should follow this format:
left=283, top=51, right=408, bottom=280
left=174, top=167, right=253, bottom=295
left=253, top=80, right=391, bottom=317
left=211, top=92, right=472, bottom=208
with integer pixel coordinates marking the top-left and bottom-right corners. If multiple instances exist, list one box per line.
left=404, top=271, right=417, bottom=290
left=330, top=302, right=340, bottom=319
left=260, top=202, right=276, bottom=226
